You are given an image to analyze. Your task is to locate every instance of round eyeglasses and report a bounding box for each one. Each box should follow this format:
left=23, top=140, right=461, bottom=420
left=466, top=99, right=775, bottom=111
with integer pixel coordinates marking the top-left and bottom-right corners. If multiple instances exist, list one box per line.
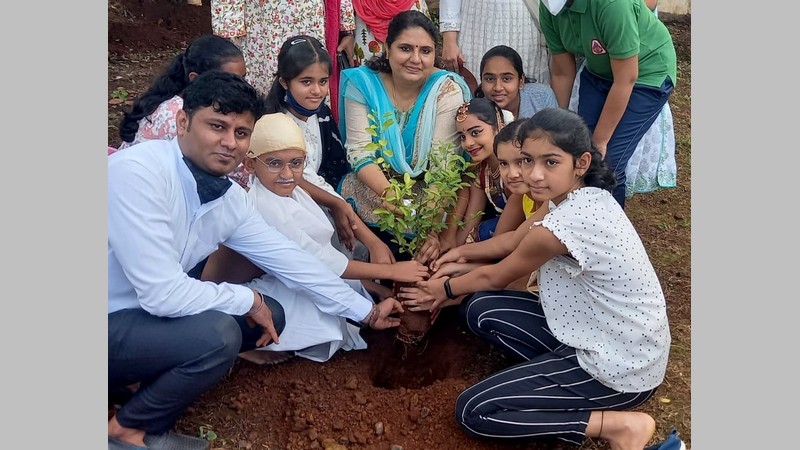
left=254, top=156, right=307, bottom=173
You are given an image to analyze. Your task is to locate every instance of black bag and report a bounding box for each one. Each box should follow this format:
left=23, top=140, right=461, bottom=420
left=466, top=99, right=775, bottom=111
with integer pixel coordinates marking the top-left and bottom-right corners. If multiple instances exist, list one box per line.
left=337, top=51, right=351, bottom=71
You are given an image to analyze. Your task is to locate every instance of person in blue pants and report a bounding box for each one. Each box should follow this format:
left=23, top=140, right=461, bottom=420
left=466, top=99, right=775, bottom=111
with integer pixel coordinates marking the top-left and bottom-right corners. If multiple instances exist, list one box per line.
left=540, top=0, right=677, bottom=208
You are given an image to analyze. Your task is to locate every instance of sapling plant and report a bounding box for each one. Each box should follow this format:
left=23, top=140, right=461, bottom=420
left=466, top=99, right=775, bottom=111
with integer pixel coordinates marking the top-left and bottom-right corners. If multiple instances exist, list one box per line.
left=367, top=112, right=474, bottom=259
left=364, top=111, right=474, bottom=347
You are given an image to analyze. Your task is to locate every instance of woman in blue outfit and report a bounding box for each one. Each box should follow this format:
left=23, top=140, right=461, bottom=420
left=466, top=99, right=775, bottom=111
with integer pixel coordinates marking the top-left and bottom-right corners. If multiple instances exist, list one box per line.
left=337, top=10, right=471, bottom=263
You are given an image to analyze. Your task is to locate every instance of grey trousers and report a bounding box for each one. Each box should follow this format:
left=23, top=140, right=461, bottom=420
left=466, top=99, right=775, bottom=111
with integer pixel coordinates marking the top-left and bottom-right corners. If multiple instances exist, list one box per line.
left=108, top=295, right=285, bottom=433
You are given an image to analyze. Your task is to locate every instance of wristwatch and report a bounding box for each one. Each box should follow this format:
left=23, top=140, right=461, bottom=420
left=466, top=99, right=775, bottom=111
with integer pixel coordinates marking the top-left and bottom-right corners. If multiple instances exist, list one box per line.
left=443, top=277, right=456, bottom=299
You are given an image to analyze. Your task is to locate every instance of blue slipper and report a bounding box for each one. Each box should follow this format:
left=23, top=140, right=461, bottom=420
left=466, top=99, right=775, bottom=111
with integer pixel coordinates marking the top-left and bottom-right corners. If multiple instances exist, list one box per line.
left=645, top=429, right=686, bottom=450
left=108, top=432, right=210, bottom=450
left=109, top=436, right=145, bottom=449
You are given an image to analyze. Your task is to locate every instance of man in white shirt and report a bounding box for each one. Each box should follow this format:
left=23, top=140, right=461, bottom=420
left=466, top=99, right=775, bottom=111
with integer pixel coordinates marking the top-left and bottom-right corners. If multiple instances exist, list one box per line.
left=201, top=113, right=429, bottom=363
left=108, top=71, right=402, bottom=450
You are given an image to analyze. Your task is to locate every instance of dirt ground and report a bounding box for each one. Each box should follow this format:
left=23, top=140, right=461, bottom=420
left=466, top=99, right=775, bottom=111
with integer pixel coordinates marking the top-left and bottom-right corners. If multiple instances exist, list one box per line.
left=108, top=2, right=692, bottom=449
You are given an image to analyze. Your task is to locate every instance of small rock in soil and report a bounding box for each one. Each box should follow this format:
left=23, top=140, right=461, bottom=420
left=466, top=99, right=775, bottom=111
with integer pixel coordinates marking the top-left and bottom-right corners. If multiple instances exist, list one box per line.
left=420, top=406, right=431, bottom=418
left=354, top=392, right=367, bottom=405
left=344, top=375, right=359, bottom=389
left=374, top=421, right=384, bottom=435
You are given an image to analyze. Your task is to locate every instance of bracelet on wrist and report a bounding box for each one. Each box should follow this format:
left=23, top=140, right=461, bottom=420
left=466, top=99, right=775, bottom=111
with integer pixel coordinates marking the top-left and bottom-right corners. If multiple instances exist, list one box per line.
left=443, top=277, right=456, bottom=299
left=247, top=291, right=265, bottom=316
left=340, top=29, right=355, bottom=37
left=362, top=304, right=380, bottom=328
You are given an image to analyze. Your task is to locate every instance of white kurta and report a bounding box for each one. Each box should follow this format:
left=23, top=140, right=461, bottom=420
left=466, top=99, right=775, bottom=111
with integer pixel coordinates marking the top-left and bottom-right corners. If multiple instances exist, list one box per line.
left=245, top=177, right=369, bottom=362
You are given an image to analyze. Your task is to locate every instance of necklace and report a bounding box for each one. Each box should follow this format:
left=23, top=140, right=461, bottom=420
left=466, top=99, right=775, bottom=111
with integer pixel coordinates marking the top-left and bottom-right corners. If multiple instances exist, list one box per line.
left=388, top=79, right=419, bottom=113
left=483, top=163, right=505, bottom=214
left=487, top=164, right=500, bottom=180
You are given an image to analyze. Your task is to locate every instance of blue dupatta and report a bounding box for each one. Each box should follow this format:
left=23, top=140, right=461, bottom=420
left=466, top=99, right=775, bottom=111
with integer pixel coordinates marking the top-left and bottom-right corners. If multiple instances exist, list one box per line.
left=339, top=65, right=470, bottom=177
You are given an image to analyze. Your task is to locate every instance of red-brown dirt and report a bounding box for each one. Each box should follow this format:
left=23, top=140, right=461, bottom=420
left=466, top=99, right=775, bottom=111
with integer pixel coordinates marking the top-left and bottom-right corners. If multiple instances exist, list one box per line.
left=108, top=2, right=692, bottom=449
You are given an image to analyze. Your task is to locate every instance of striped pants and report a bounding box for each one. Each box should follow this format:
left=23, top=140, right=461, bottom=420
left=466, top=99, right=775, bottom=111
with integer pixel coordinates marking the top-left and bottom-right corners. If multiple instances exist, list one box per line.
left=455, top=290, right=656, bottom=445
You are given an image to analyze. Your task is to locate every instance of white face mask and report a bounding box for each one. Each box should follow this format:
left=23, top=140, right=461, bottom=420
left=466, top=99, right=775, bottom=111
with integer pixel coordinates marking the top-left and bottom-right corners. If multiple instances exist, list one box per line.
left=541, top=0, right=567, bottom=15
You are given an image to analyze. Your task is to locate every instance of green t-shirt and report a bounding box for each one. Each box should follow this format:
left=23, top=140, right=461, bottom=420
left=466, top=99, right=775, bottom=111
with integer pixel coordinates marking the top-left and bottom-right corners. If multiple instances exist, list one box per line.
left=540, top=0, right=677, bottom=88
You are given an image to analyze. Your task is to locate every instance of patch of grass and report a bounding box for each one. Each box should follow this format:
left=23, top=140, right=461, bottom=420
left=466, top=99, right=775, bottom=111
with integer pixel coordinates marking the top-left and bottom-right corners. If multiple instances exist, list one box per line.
left=110, top=87, right=130, bottom=103
left=651, top=251, right=683, bottom=266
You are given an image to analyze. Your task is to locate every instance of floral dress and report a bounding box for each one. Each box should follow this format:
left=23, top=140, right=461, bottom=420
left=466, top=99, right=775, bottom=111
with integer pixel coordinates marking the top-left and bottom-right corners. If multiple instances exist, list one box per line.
left=117, top=96, right=183, bottom=151
left=352, top=0, right=428, bottom=66
left=212, top=0, right=355, bottom=94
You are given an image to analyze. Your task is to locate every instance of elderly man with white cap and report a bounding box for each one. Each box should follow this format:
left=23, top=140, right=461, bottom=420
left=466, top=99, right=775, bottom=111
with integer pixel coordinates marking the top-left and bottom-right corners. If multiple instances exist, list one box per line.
left=202, top=113, right=429, bottom=363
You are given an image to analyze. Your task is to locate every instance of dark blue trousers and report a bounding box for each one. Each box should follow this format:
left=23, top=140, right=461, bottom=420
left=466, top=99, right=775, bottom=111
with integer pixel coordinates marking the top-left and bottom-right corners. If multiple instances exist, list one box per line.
left=108, top=295, right=285, bottom=434
left=577, top=70, right=674, bottom=208
left=456, top=290, right=656, bottom=445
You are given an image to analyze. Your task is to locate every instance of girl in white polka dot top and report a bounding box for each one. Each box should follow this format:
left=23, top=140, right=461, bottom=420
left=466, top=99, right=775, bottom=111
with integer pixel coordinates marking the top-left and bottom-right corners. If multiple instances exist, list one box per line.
left=398, top=107, right=680, bottom=450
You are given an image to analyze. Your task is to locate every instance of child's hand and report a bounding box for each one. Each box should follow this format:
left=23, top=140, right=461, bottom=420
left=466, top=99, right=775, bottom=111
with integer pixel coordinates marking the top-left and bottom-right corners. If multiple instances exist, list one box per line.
left=438, top=233, right=458, bottom=255
left=367, top=240, right=395, bottom=265
left=432, top=262, right=482, bottom=279
left=368, top=297, right=404, bottom=330
left=397, top=278, right=447, bottom=312
left=391, top=260, right=431, bottom=282
left=331, top=202, right=358, bottom=252
left=431, top=248, right=466, bottom=272
left=415, top=233, right=441, bottom=265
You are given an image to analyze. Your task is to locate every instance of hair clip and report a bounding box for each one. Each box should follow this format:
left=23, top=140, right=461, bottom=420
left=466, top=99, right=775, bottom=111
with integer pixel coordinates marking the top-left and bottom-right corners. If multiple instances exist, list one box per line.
left=456, top=101, right=470, bottom=122
left=290, top=38, right=307, bottom=45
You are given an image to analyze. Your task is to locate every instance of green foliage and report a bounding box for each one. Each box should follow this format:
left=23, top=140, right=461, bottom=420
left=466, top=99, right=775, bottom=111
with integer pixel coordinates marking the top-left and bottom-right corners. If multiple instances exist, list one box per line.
left=368, top=112, right=473, bottom=257
left=110, top=87, right=129, bottom=103
left=198, top=425, right=217, bottom=442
